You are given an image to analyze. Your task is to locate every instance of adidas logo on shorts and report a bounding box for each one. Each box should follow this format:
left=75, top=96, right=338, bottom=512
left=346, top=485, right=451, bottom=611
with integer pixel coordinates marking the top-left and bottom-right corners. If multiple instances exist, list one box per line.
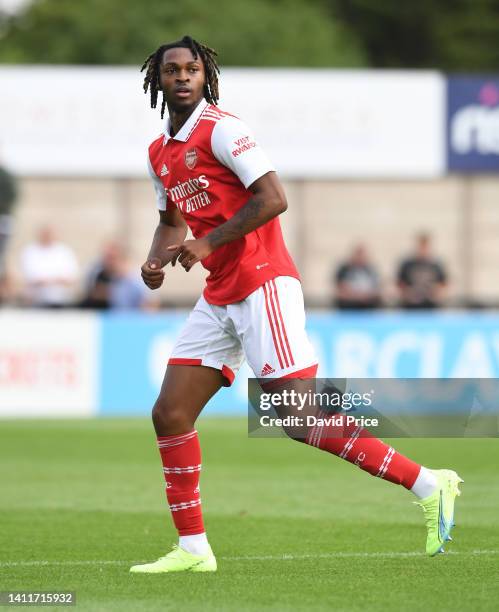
left=260, top=363, right=276, bottom=376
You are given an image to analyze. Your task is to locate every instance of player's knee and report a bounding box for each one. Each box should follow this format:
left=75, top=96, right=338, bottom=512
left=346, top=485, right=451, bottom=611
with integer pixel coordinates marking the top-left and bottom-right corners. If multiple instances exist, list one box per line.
left=152, top=398, right=191, bottom=435
left=281, top=425, right=307, bottom=444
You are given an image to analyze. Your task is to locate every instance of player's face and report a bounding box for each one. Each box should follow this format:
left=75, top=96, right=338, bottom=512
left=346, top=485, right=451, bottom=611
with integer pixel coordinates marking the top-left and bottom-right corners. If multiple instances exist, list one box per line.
left=159, top=47, right=206, bottom=112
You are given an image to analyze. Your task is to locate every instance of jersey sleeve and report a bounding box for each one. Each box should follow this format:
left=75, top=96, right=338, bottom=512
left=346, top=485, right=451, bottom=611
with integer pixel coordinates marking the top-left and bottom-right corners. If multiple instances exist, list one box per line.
left=147, top=153, right=167, bottom=211
left=211, top=116, right=275, bottom=189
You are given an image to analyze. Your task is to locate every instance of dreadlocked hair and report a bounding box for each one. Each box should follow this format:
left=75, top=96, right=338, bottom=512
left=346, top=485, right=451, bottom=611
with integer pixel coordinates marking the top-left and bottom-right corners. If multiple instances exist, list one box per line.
left=141, top=35, right=220, bottom=119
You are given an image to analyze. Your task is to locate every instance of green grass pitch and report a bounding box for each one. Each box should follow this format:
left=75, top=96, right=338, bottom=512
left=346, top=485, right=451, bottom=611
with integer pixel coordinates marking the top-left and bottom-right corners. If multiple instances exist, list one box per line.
left=1, top=417, right=498, bottom=611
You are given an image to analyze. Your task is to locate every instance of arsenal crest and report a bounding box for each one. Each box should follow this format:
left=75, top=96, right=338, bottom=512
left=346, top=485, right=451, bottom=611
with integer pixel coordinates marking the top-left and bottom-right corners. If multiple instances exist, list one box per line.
left=184, top=148, right=198, bottom=169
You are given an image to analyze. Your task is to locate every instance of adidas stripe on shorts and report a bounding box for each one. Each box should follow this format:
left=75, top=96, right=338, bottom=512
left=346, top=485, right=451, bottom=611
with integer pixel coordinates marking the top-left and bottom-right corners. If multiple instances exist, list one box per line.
left=168, top=276, right=318, bottom=386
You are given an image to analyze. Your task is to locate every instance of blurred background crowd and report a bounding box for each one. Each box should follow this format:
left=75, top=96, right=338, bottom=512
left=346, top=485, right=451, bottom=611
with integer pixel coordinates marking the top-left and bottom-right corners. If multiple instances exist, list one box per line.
left=0, top=226, right=160, bottom=311
left=0, top=220, right=450, bottom=311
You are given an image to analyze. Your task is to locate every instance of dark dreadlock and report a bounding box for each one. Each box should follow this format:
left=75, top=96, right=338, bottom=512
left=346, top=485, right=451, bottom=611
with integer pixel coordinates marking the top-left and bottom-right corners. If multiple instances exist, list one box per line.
left=141, top=35, right=220, bottom=119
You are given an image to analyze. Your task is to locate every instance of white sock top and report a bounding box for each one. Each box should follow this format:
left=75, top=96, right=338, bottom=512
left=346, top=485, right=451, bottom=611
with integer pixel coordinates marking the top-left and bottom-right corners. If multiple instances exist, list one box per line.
left=179, top=532, right=210, bottom=556
left=411, top=466, right=438, bottom=499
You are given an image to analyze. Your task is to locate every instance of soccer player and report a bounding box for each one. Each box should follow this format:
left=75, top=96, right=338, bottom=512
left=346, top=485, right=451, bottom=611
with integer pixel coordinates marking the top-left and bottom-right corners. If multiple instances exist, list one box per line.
left=130, top=36, right=462, bottom=574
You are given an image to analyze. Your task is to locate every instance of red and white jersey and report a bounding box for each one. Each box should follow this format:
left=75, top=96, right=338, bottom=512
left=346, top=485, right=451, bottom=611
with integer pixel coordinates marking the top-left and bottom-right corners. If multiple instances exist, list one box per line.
left=147, top=99, right=299, bottom=306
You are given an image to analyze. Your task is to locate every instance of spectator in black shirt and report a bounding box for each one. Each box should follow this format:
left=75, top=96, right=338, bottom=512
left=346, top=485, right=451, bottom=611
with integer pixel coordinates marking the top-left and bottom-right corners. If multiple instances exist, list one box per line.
left=397, top=233, right=447, bottom=309
left=80, top=241, right=122, bottom=309
left=334, top=244, right=381, bottom=309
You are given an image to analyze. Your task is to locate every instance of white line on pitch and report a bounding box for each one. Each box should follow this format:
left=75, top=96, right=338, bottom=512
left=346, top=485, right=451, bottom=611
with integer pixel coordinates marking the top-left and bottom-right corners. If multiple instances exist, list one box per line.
left=0, top=550, right=498, bottom=567
left=223, top=550, right=499, bottom=561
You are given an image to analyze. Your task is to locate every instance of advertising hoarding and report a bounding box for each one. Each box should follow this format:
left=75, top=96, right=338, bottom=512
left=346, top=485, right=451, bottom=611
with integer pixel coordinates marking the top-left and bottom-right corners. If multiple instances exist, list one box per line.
left=0, top=67, right=445, bottom=178
left=447, top=76, right=499, bottom=172
left=0, top=311, right=98, bottom=417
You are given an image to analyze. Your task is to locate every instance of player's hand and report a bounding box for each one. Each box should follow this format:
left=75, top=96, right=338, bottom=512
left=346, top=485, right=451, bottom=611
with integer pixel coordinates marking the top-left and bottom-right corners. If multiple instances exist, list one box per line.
left=168, top=238, right=214, bottom=272
left=141, top=257, right=165, bottom=289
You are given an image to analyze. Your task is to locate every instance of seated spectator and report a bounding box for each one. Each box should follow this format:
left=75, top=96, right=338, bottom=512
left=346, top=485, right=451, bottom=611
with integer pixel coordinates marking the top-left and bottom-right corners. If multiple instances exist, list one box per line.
left=21, top=226, right=79, bottom=307
left=80, top=241, right=122, bottom=309
left=334, top=244, right=381, bottom=309
left=81, top=241, right=159, bottom=311
left=109, top=255, right=159, bottom=311
left=397, top=233, right=447, bottom=309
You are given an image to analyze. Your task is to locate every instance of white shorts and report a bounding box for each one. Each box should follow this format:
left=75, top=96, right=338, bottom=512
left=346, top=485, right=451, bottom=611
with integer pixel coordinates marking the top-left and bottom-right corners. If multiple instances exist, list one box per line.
left=168, top=276, right=318, bottom=386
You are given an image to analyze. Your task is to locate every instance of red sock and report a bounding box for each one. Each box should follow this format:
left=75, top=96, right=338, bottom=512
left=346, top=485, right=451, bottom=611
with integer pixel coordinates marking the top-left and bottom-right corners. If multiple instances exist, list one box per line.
left=157, top=430, right=204, bottom=536
left=305, top=412, right=421, bottom=489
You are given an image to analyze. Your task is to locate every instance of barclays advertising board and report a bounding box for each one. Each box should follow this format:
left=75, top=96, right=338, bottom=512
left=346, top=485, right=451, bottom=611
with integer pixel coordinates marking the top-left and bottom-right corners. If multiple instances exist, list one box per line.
left=447, top=76, right=499, bottom=171
left=100, top=311, right=499, bottom=416
left=3, top=310, right=499, bottom=418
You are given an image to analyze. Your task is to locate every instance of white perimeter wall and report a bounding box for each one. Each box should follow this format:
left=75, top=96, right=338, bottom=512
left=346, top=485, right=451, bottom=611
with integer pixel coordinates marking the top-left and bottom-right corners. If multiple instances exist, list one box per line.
left=0, top=66, right=444, bottom=178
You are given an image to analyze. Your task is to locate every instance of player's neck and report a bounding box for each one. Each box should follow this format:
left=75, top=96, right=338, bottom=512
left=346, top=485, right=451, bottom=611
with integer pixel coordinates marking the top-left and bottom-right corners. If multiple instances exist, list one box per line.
left=168, top=101, right=200, bottom=137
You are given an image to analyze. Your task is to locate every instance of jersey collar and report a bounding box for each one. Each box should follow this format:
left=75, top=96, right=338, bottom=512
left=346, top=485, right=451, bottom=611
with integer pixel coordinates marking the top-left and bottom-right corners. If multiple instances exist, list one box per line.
left=163, top=99, right=208, bottom=145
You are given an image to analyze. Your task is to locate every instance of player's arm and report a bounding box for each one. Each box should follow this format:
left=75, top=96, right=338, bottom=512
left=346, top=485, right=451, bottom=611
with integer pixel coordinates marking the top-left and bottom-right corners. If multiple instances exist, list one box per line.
left=141, top=207, right=188, bottom=289
left=207, top=171, right=286, bottom=247
left=169, top=172, right=286, bottom=271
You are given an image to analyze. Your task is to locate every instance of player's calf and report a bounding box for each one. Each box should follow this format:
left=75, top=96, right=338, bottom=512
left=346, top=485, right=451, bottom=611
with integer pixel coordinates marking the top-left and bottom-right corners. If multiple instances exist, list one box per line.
left=303, top=412, right=439, bottom=493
